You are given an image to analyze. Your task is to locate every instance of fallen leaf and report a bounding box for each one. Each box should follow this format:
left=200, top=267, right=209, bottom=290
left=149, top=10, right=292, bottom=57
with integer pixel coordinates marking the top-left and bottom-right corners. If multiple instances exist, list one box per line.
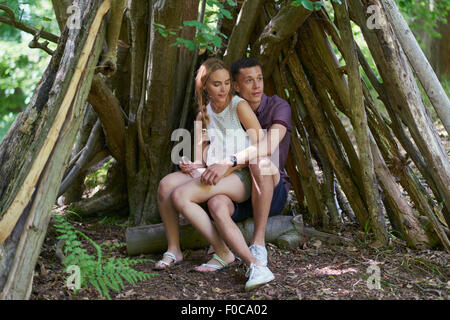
left=212, top=287, right=223, bottom=294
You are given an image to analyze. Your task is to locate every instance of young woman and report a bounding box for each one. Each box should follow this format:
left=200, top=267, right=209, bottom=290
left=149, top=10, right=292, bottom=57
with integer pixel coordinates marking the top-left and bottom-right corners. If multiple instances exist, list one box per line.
left=154, top=58, right=263, bottom=272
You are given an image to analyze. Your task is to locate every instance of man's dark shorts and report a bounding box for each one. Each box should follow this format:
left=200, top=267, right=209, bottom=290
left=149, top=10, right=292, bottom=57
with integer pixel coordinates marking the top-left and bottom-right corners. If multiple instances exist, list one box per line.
left=231, top=179, right=288, bottom=223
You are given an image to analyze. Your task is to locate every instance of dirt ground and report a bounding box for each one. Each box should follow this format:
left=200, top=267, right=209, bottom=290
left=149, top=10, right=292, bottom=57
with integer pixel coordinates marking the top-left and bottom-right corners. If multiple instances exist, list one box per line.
left=31, top=214, right=449, bottom=301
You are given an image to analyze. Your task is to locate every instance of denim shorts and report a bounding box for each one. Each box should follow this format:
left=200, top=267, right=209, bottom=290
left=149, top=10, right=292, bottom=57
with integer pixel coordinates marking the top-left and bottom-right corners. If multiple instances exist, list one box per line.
left=231, top=178, right=288, bottom=223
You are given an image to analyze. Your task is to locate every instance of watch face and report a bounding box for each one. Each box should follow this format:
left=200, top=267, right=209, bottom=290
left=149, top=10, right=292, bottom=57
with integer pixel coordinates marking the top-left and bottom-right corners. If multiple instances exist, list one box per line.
left=230, top=156, right=237, bottom=167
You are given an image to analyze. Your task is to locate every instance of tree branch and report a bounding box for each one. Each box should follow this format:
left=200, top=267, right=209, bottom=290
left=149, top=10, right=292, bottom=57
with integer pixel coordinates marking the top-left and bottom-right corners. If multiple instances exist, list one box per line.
left=28, top=26, right=55, bottom=55
left=0, top=5, right=59, bottom=43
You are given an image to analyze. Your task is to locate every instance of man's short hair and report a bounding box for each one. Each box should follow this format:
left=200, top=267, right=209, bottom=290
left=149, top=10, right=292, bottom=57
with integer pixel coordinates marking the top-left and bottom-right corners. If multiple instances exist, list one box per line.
left=230, top=57, right=262, bottom=80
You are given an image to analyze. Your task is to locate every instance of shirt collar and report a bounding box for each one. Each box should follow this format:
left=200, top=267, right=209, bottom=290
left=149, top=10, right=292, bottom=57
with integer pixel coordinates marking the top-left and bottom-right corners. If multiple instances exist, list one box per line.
left=254, top=94, right=268, bottom=116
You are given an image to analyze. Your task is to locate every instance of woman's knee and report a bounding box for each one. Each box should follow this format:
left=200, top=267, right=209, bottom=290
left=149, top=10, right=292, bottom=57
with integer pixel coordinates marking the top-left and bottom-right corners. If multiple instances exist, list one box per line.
left=249, top=158, right=279, bottom=183
left=158, top=173, right=186, bottom=202
left=208, top=195, right=234, bottom=221
left=170, top=186, right=190, bottom=213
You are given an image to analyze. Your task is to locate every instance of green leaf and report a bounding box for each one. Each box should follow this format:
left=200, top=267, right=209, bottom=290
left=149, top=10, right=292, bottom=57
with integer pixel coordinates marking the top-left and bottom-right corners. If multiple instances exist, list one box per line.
left=183, top=20, right=205, bottom=29
left=221, top=8, right=233, bottom=19
left=313, top=1, right=324, bottom=10
left=152, top=22, right=167, bottom=29
left=301, top=0, right=314, bottom=11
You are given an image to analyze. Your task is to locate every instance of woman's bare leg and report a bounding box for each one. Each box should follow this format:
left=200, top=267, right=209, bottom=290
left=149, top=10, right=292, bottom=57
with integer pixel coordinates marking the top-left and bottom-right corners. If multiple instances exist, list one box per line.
left=207, top=195, right=261, bottom=267
left=156, top=171, right=194, bottom=267
left=171, top=173, right=249, bottom=270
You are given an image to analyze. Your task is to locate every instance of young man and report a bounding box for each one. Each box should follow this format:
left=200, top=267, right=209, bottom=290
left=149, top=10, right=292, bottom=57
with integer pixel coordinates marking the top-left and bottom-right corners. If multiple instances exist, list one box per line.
left=200, top=58, right=292, bottom=291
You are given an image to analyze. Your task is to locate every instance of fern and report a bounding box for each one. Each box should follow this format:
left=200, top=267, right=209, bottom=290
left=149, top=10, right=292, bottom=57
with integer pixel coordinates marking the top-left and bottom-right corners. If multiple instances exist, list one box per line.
left=53, top=215, right=156, bottom=300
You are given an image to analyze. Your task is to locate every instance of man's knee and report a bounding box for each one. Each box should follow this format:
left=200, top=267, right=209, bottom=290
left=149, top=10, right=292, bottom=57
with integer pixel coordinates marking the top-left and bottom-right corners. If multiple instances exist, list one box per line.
left=249, top=158, right=278, bottom=183
left=207, top=195, right=234, bottom=221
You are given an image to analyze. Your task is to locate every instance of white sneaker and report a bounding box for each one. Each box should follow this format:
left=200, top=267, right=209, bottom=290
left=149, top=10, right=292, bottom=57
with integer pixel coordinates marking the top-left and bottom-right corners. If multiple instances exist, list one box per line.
left=249, top=244, right=268, bottom=267
left=245, top=263, right=275, bottom=292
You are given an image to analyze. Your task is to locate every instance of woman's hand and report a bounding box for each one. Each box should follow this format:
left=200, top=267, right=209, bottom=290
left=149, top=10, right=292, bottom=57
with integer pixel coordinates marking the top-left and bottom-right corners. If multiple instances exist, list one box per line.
left=200, top=162, right=232, bottom=185
left=179, top=157, right=205, bottom=178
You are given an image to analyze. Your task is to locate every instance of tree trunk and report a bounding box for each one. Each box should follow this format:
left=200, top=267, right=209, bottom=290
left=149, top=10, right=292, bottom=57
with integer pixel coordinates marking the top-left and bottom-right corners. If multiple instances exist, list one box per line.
left=126, top=0, right=198, bottom=226
left=0, top=0, right=111, bottom=299
left=430, top=3, right=450, bottom=80
left=51, top=0, right=74, bottom=31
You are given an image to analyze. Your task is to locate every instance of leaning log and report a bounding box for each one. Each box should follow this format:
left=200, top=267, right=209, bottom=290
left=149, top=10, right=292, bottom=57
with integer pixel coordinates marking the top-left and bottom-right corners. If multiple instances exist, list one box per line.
left=334, top=1, right=387, bottom=246
left=252, top=0, right=314, bottom=77
left=0, top=0, right=111, bottom=300
left=223, top=0, right=265, bottom=65
left=382, top=0, right=450, bottom=135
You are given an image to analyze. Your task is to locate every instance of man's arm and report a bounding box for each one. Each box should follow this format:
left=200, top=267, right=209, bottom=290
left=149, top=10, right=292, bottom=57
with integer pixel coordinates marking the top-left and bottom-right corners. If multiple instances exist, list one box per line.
left=202, top=123, right=287, bottom=185
left=234, top=123, right=287, bottom=166
left=234, top=96, right=291, bottom=166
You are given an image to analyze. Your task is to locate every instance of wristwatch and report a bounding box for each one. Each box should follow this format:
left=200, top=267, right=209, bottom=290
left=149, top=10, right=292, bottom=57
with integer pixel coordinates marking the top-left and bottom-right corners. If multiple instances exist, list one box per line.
left=230, top=155, right=238, bottom=167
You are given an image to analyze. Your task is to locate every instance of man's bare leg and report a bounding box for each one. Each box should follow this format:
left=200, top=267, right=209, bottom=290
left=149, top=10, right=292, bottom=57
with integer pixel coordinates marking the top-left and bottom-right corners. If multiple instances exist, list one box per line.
left=207, top=195, right=275, bottom=291
left=249, top=158, right=280, bottom=247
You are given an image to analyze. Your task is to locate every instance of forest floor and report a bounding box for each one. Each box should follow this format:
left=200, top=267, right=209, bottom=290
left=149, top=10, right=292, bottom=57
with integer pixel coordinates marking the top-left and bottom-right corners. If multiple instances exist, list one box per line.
left=31, top=214, right=449, bottom=301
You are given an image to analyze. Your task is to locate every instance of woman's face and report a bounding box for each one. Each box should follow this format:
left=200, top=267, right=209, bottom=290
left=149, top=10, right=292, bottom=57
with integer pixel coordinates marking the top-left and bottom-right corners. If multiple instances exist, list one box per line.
left=205, top=68, right=231, bottom=106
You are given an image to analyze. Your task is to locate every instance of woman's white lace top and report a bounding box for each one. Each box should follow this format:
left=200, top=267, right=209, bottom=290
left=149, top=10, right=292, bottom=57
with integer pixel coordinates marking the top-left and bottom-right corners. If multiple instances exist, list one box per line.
left=205, top=95, right=251, bottom=167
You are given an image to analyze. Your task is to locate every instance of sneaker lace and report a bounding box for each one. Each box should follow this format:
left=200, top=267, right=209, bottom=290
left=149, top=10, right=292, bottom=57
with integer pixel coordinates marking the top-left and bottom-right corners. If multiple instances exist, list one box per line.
left=246, top=264, right=258, bottom=278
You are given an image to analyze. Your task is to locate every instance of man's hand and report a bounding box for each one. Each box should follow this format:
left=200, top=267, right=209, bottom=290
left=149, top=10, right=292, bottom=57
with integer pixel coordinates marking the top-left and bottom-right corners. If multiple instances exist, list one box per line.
left=200, top=161, right=233, bottom=185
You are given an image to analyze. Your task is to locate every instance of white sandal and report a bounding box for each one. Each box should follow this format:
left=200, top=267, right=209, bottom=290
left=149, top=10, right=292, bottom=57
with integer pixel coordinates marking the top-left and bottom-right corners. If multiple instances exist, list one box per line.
left=154, top=252, right=183, bottom=270
left=194, top=254, right=233, bottom=272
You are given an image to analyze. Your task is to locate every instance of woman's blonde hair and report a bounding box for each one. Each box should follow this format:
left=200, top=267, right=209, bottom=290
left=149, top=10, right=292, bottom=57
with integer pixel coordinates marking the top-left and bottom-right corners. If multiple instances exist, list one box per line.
left=195, top=58, right=232, bottom=128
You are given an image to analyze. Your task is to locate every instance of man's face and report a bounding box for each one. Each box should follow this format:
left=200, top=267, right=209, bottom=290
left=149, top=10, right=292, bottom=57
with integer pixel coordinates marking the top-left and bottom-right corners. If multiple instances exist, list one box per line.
left=233, top=66, right=264, bottom=109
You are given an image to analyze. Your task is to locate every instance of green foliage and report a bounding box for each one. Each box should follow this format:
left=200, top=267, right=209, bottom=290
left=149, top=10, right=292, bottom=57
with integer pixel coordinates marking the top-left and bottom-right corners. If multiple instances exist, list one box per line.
left=291, top=0, right=341, bottom=11
left=0, top=40, right=50, bottom=107
left=53, top=215, right=156, bottom=300
left=0, top=0, right=58, bottom=140
left=0, top=0, right=59, bottom=41
left=84, top=158, right=114, bottom=190
left=0, top=112, right=16, bottom=142
left=157, top=0, right=236, bottom=53
left=396, top=0, right=450, bottom=38
left=153, top=22, right=177, bottom=38
left=173, top=19, right=227, bottom=53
